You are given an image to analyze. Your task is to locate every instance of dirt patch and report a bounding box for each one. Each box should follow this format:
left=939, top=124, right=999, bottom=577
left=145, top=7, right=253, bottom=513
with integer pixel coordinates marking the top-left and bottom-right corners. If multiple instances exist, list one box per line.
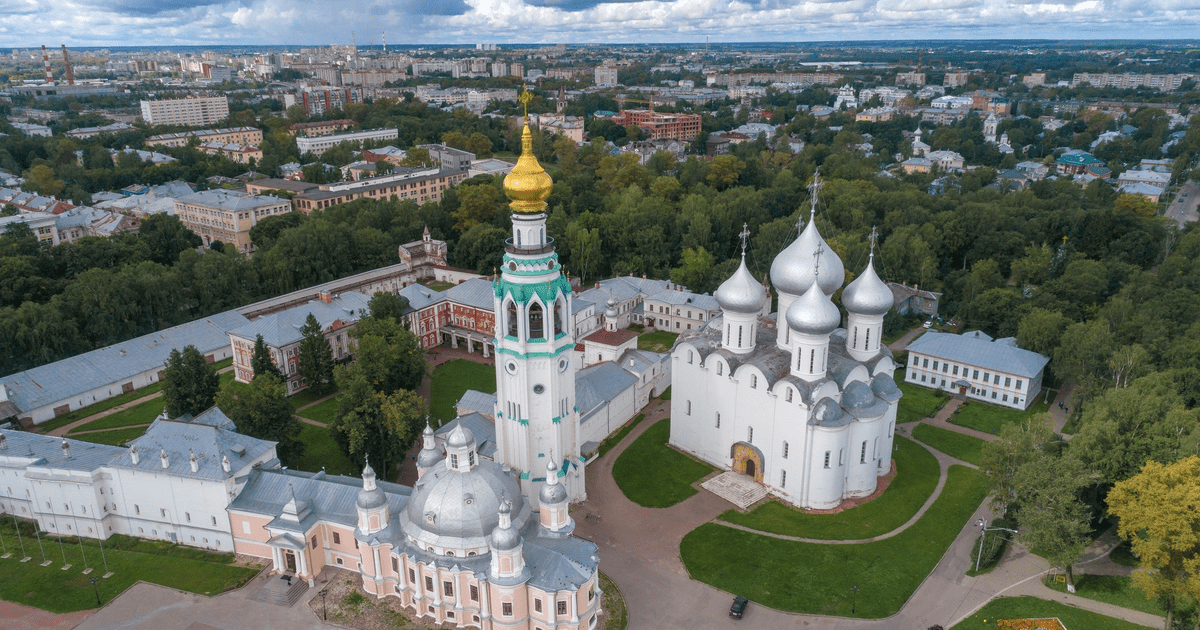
left=308, top=570, right=450, bottom=630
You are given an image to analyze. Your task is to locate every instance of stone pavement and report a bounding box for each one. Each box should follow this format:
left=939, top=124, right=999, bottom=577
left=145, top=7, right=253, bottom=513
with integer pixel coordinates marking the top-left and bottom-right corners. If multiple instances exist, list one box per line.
left=0, top=600, right=91, bottom=630
left=887, top=326, right=925, bottom=354
left=921, top=398, right=997, bottom=443
left=701, top=472, right=769, bottom=509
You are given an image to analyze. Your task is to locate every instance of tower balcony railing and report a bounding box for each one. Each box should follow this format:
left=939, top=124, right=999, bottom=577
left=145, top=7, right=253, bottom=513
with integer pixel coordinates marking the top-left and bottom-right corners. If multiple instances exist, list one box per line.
left=505, top=236, right=556, bottom=256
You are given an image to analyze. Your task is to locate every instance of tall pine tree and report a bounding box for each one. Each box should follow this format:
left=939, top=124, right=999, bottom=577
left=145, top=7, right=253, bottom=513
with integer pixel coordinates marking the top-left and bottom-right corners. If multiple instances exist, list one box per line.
left=161, top=345, right=220, bottom=418
left=250, top=334, right=282, bottom=380
left=297, top=313, right=334, bottom=394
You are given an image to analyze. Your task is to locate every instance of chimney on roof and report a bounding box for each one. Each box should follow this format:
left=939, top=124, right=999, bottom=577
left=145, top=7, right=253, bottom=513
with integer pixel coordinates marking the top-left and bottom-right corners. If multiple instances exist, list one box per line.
left=160, top=449, right=169, bottom=469
left=318, top=291, right=332, bottom=304
left=61, top=439, right=70, bottom=459
left=0, top=434, right=6, bottom=450
left=221, top=454, right=231, bottom=473
left=189, top=449, right=199, bottom=473
left=130, top=446, right=139, bottom=464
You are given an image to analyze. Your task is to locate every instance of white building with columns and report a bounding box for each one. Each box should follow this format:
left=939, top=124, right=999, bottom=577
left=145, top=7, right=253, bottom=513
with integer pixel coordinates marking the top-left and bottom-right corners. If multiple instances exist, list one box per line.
left=669, top=177, right=903, bottom=510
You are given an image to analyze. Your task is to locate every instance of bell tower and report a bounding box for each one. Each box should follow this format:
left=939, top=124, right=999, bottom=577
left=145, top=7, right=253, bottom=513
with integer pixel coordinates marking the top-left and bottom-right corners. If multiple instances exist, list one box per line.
left=493, top=91, right=585, bottom=504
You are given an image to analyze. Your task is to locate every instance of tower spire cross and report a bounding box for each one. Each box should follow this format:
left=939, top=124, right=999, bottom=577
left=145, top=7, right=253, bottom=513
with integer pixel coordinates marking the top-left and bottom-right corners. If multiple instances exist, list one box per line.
left=808, top=167, right=822, bottom=219
left=868, top=225, right=878, bottom=258
left=813, top=242, right=825, bottom=278
left=738, top=222, right=750, bottom=258
left=518, top=90, right=533, bottom=122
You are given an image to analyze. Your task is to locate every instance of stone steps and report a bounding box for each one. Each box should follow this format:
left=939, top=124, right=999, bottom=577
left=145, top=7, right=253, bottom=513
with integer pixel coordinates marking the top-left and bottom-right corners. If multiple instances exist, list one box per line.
left=248, top=574, right=309, bottom=607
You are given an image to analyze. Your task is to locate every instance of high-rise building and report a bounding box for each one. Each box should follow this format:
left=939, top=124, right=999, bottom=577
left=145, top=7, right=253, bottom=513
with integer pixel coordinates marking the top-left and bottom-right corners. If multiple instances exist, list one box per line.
left=139, top=96, right=229, bottom=126
left=492, top=117, right=586, bottom=503
left=594, top=64, right=618, bottom=86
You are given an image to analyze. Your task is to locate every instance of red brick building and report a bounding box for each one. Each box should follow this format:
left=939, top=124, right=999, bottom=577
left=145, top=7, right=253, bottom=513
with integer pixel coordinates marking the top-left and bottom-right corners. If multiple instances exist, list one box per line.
left=610, top=109, right=702, bottom=141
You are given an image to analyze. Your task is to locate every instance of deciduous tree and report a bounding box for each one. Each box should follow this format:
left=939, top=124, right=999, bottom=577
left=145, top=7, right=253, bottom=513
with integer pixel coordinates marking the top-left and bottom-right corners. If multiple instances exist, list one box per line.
left=1013, top=454, right=1096, bottom=593
left=215, top=373, right=303, bottom=463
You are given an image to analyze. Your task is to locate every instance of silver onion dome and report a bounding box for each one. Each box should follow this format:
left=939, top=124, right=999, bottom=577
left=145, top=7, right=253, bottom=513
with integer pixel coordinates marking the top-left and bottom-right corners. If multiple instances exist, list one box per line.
left=785, top=281, right=841, bottom=336
left=356, top=460, right=387, bottom=510
left=446, top=422, right=474, bottom=448
left=841, top=255, right=893, bottom=316
left=539, top=458, right=568, bottom=505
left=604, top=296, right=618, bottom=319
left=490, top=500, right=521, bottom=550
left=770, top=218, right=845, bottom=297
left=715, top=256, right=767, bottom=314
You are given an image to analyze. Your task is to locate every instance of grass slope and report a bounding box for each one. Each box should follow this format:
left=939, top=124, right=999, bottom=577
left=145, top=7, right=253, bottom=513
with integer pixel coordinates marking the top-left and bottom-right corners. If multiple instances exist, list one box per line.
left=897, top=381, right=949, bottom=424
left=1044, top=575, right=1166, bottom=617
left=912, top=423, right=985, bottom=466
left=68, top=396, right=166, bottom=434
left=292, top=423, right=358, bottom=476
left=637, top=331, right=678, bottom=353
left=951, top=399, right=1051, bottom=435
left=612, top=418, right=715, bottom=508
left=71, top=426, right=148, bottom=446
left=681, top=466, right=988, bottom=617
left=949, top=596, right=1155, bottom=630
left=0, top=528, right=256, bottom=614
left=718, top=436, right=940, bottom=540
left=429, top=359, right=496, bottom=426
left=296, top=395, right=340, bottom=425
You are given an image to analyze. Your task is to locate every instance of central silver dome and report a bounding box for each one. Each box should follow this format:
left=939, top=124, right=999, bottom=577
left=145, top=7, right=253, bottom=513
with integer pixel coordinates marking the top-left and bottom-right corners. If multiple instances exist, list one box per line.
left=841, top=256, right=893, bottom=316
left=770, top=217, right=845, bottom=297
left=715, top=257, right=767, bottom=314
left=785, top=281, right=841, bottom=336
left=401, top=459, right=528, bottom=551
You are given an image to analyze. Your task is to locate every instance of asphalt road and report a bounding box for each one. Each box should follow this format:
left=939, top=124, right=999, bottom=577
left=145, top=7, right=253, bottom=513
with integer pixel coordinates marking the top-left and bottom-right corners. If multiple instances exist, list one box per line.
left=1166, top=179, right=1200, bottom=227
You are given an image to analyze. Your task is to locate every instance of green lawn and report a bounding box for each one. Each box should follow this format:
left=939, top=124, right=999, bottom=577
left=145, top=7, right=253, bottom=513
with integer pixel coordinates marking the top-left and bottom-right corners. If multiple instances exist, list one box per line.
left=612, top=418, right=716, bottom=508
left=67, top=396, right=166, bottom=434
left=657, top=386, right=671, bottom=400
left=32, top=383, right=164, bottom=433
left=1044, top=575, right=1166, bottom=617
left=421, top=281, right=456, bottom=292
left=897, top=381, right=949, bottom=424
left=949, top=596, right=1155, bottom=630
left=289, top=388, right=333, bottom=409
left=680, top=465, right=988, bottom=617
left=0, top=525, right=258, bottom=614
left=296, top=395, right=340, bottom=425
left=594, top=413, right=647, bottom=459
left=429, top=359, right=496, bottom=426
left=292, top=423, right=358, bottom=476
left=718, top=436, right=940, bottom=540
left=71, top=427, right=147, bottom=447
left=637, top=331, right=678, bottom=353
left=912, top=423, right=985, bottom=466
left=951, top=399, right=1051, bottom=435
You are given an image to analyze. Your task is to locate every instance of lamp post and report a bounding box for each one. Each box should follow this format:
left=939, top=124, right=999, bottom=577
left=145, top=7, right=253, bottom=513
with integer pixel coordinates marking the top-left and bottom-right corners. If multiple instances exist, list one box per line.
left=88, top=576, right=101, bottom=606
left=974, top=518, right=1019, bottom=573
left=850, top=584, right=859, bottom=614
left=319, top=588, right=328, bottom=621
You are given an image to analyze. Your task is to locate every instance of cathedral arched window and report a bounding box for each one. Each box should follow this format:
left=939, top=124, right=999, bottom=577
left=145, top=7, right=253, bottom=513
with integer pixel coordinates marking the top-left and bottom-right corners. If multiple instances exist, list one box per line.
left=865, top=328, right=871, bottom=350
left=853, top=326, right=858, bottom=349
left=506, top=302, right=518, bottom=338
left=553, top=297, right=564, bottom=336
left=528, top=303, right=545, bottom=340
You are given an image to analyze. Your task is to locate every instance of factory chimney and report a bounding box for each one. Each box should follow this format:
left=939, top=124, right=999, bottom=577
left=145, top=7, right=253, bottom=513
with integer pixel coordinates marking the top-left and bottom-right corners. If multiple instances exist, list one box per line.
left=41, top=45, right=53, bottom=84
left=61, top=45, right=74, bottom=86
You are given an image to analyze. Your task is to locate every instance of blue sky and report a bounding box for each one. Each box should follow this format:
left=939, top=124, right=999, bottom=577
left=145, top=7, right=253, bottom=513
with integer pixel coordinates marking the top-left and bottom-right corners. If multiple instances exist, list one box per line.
left=0, top=0, right=1193, bottom=47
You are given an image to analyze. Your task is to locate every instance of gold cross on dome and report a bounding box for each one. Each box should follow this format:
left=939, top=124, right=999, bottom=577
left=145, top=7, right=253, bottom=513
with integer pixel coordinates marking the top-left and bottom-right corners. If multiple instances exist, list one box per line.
left=519, top=90, right=533, bottom=120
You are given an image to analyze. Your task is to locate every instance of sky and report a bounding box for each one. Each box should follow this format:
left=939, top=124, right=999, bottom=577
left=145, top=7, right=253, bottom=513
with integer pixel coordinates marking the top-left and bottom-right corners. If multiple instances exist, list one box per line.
left=0, top=0, right=1195, bottom=48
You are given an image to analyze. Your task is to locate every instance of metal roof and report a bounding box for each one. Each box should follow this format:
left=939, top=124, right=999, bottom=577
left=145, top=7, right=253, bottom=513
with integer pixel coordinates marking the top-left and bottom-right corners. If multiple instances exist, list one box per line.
left=523, top=535, right=599, bottom=591
left=436, top=413, right=497, bottom=459
left=455, top=390, right=496, bottom=417
left=2, top=310, right=250, bottom=415
left=227, top=292, right=371, bottom=347
left=398, top=283, right=447, bottom=312
left=576, top=362, right=637, bottom=423
left=0, top=428, right=126, bottom=472
left=229, top=468, right=410, bottom=529
left=906, top=331, right=1048, bottom=378
left=176, top=189, right=288, bottom=212
left=443, top=278, right=495, bottom=311
left=114, top=414, right=276, bottom=481
left=644, top=288, right=720, bottom=311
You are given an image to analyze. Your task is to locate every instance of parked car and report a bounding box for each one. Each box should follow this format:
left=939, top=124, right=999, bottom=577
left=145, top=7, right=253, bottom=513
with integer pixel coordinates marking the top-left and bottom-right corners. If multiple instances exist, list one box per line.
left=729, top=595, right=749, bottom=619
left=922, top=320, right=933, bottom=329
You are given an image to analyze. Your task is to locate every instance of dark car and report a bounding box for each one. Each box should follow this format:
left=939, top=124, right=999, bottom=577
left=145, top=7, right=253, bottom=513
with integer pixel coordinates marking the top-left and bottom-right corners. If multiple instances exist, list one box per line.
left=729, top=596, right=749, bottom=619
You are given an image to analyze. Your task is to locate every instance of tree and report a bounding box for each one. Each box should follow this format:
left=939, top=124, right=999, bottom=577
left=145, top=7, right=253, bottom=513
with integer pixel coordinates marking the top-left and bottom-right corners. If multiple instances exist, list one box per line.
left=137, top=214, right=202, bottom=265
left=670, top=246, right=717, bottom=295
left=452, top=184, right=504, bottom=232
left=706, top=155, right=745, bottom=190
left=328, top=367, right=426, bottom=476
left=349, top=316, right=427, bottom=394
left=215, top=373, right=303, bottom=463
left=1107, top=456, right=1200, bottom=630
left=161, top=345, right=220, bottom=418
left=1017, top=308, right=1071, bottom=357
left=250, top=334, right=281, bottom=380
left=368, top=292, right=411, bottom=325
left=1013, top=453, right=1095, bottom=593
left=981, top=415, right=1057, bottom=514
left=297, top=313, right=335, bottom=395
left=1114, top=194, right=1158, bottom=218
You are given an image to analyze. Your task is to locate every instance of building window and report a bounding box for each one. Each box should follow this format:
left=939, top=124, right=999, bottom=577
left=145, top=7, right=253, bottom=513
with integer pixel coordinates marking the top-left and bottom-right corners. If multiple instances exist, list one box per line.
left=921, top=375, right=926, bottom=382
left=932, top=361, right=939, bottom=371
left=861, top=441, right=868, bottom=464
left=1003, top=394, right=1009, bottom=402
left=558, top=601, right=568, bottom=615
left=952, top=365, right=959, bottom=375
left=992, top=391, right=998, bottom=399
left=311, top=536, right=317, bottom=549
left=865, top=328, right=870, bottom=349
left=780, top=470, right=787, bottom=488
left=942, top=362, right=948, bottom=373
left=185, top=512, right=191, bottom=522
left=983, top=372, right=990, bottom=383
left=409, top=569, right=416, bottom=583
left=994, top=374, right=1001, bottom=385
left=715, top=412, right=720, bottom=428
left=973, top=370, right=979, bottom=379
left=717, top=362, right=722, bottom=376
left=911, top=371, right=916, bottom=379
left=470, top=585, right=479, bottom=601
left=782, top=442, right=789, bottom=459
left=503, top=602, right=513, bottom=617
left=333, top=532, right=341, bottom=545
left=535, top=599, right=543, bottom=613
left=750, top=374, right=757, bottom=389
left=686, top=400, right=691, bottom=416
left=853, top=327, right=858, bottom=348
left=912, top=355, right=919, bottom=366
left=823, top=451, right=831, bottom=469
left=687, top=350, right=693, bottom=364
left=425, top=576, right=434, bottom=592
left=747, top=427, right=753, bottom=443
left=923, top=358, right=929, bottom=368
left=809, top=349, right=815, bottom=373
left=785, top=388, right=792, bottom=402
left=135, top=505, right=140, bottom=515
left=443, top=581, right=454, bottom=597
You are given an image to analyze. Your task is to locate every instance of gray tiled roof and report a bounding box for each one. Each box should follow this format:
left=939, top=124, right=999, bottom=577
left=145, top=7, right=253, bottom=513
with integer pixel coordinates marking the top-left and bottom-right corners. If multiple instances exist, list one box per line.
left=398, top=284, right=446, bottom=312
left=229, top=468, right=410, bottom=529
left=456, top=390, right=496, bottom=417
left=436, top=413, right=497, bottom=459
left=523, top=535, right=599, bottom=591
left=176, top=189, right=287, bottom=212
left=906, top=331, right=1048, bottom=378
left=0, top=429, right=126, bottom=472
left=227, top=292, right=371, bottom=347
left=644, top=288, right=720, bottom=311
left=2, top=310, right=250, bottom=415
left=576, top=362, right=637, bottom=423
left=444, top=278, right=495, bottom=310
left=114, top=414, right=276, bottom=481
left=616, top=348, right=665, bottom=375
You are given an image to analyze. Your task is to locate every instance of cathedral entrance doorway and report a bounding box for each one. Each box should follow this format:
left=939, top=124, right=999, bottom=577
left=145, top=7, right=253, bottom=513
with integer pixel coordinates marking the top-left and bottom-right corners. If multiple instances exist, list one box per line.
left=285, top=550, right=297, bottom=573
left=730, top=442, right=764, bottom=484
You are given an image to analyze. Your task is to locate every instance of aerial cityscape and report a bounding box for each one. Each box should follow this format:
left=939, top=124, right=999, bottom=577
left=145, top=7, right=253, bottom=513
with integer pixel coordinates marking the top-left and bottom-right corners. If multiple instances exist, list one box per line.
left=0, top=28, right=1198, bottom=630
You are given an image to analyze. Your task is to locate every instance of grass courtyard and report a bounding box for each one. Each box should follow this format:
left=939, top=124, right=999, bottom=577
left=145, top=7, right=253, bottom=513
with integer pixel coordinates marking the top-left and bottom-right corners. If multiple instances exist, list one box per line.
left=717, top=435, right=940, bottom=540
left=612, top=418, right=716, bottom=508
left=948, top=596, right=1155, bottom=630
left=912, top=423, right=985, bottom=466
left=0, top=523, right=258, bottom=614
left=680, top=465, right=988, bottom=617
left=637, top=331, right=678, bottom=353
left=950, top=399, right=1052, bottom=435
left=897, top=381, right=949, bottom=424
left=291, top=423, right=358, bottom=477
left=429, top=359, right=496, bottom=426
left=296, top=394, right=341, bottom=425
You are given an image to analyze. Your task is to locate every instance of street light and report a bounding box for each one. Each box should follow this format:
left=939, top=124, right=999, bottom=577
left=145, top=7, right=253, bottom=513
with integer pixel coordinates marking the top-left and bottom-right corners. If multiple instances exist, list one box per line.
left=88, top=576, right=101, bottom=606
left=319, top=588, right=328, bottom=620
left=850, top=584, right=859, bottom=614
left=974, top=518, right=1019, bottom=573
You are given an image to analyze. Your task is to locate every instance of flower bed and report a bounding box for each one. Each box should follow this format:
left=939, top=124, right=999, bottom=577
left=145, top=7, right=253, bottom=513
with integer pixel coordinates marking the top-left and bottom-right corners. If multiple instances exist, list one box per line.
left=995, top=618, right=1067, bottom=630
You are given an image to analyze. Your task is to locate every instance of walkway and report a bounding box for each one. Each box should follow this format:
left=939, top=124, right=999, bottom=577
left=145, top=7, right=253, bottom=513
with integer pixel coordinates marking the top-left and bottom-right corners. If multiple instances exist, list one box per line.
left=922, top=398, right=997, bottom=442
left=887, top=326, right=925, bottom=354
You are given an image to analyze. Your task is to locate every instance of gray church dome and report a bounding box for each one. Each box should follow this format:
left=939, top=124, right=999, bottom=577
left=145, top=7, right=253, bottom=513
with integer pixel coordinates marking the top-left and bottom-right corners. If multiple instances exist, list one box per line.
left=715, top=256, right=767, bottom=314
left=446, top=422, right=474, bottom=448
left=870, top=373, right=902, bottom=401
left=356, top=460, right=387, bottom=510
left=604, top=296, right=619, bottom=319
left=841, top=255, right=893, bottom=316
left=785, top=282, right=841, bottom=336
left=401, top=458, right=527, bottom=550
left=769, top=218, right=845, bottom=298
left=417, top=423, right=442, bottom=468
left=490, top=500, right=521, bottom=550
left=539, top=459, right=568, bottom=505
left=842, top=380, right=876, bottom=410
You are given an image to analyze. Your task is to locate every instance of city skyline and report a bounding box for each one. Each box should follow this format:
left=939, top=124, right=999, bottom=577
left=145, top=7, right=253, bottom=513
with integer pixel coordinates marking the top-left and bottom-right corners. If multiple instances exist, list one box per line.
left=0, top=0, right=1194, bottom=48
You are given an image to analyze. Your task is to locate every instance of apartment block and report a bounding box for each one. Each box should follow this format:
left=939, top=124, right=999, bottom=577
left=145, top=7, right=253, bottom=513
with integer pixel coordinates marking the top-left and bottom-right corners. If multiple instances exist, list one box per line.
left=146, top=127, right=263, bottom=148
left=140, top=96, right=230, bottom=126
left=292, top=167, right=468, bottom=213
left=295, top=128, right=398, bottom=156
left=174, top=189, right=291, bottom=253
left=198, top=141, right=263, bottom=164
left=608, top=109, right=702, bottom=141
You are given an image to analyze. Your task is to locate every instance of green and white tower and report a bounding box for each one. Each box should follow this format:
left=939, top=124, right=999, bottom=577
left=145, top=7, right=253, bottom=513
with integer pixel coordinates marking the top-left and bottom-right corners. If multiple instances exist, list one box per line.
left=494, top=97, right=584, bottom=504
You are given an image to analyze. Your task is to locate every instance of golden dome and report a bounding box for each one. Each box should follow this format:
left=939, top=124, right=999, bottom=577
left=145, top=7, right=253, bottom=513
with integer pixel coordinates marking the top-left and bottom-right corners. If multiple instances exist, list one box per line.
left=503, top=123, right=553, bottom=213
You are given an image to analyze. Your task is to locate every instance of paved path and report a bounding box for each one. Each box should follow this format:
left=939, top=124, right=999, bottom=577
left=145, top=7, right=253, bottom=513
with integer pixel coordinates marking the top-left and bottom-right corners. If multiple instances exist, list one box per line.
left=887, top=326, right=925, bottom=354
left=921, top=398, right=999, bottom=442
left=1166, top=179, right=1199, bottom=227
left=0, top=600, right=91, bottom=630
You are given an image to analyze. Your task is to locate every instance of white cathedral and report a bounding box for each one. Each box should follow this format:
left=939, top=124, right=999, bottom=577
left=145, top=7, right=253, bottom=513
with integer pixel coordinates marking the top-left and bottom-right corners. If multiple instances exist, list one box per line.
left=669, top=175, right=903, bottom=510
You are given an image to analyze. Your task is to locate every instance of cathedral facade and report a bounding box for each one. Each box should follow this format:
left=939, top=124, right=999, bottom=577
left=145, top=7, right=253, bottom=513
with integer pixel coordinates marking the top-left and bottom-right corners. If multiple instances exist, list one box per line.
left=669, top=180, right=903, bottom=510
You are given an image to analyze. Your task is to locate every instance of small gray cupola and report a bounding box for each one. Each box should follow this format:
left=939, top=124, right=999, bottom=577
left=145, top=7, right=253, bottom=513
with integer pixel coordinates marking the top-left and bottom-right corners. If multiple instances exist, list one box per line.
left=416, top=419, right=442, bottom=472
left=539, top=454, right=568, bottom=506
left=786, top=276, right=841, bottom=336
left=841, top=247, right=893, bottom=317
left=357, top=456, right=387, bottom=510
left=490, top=498, right=521, bottom=551
left=445, top=420, right=478, bottom=473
